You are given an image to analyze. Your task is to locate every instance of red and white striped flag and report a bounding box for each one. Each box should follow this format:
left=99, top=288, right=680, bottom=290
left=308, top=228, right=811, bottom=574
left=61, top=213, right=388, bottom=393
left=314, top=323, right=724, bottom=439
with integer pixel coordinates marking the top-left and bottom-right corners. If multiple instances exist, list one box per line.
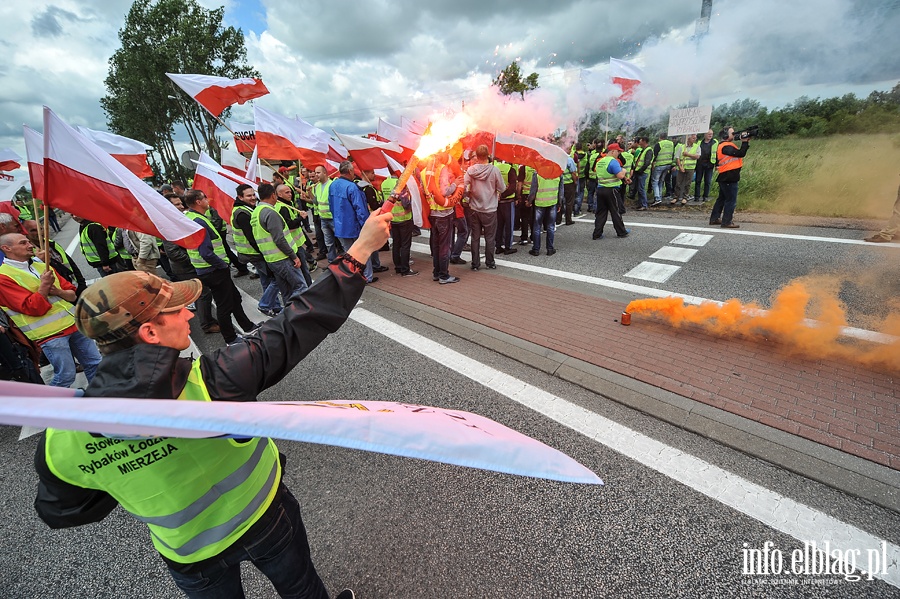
left=192, top=151, right=257, bottom=225
left=401, top=116, right=427, bottom=135
left=333, top=132, right=404, bottom=171
left=43, top=107, right=204, bottom=248
left=254, top=106, right=332, bottom=166
left=377, top=118, right=420, bottom=161
left=245, top=146, right=260, bottom=182
left=609, top=57, right=643, bottom=101
left=23, top=126, right=44, bottom=200
left=219, top=146, right=247, bottom=177
left=0, top=148, right=23, bottom=172
left=230, top=120, right=256, bottom=153
left=75, top=126, right=155, bottom=179
left=167, top=73, right=269, bottom=117
left=493, top=132, right=568, bottom=179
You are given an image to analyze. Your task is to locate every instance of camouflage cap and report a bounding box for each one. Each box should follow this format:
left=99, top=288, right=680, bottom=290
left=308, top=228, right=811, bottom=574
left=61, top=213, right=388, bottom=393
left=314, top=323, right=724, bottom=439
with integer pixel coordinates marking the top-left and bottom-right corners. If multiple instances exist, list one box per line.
left=75, top=271, right=202, bottom=346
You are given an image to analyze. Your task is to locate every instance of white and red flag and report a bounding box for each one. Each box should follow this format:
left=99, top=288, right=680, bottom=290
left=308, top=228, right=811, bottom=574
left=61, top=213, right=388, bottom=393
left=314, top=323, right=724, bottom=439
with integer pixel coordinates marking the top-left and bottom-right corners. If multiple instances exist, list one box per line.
left=166, top=73, right=269, bottom=118
left=333, top=132, right=404, bottom=171
left=43, top=107, right=204, bottom=248
left=376, top=118, right=420, bottom=161
left=609, top=57, right=643, bottom=101
left=75, top=126, right=155, bottom=179
left=0, top=148, right=22, bottom=172
left=192, top=151, right=257, bottom=225
left=230, top=120, right=256, bottom=153
left=401, top=116, right=427, bottom=135
left=23, top=126, right=44, bottom=200
left=219, top=146, right=248, bottom=177
left=245, top=145, right=260, bottom=182
left=493, top=132, right=568, bottom=179
left=254, top=106, right=333, bottom=166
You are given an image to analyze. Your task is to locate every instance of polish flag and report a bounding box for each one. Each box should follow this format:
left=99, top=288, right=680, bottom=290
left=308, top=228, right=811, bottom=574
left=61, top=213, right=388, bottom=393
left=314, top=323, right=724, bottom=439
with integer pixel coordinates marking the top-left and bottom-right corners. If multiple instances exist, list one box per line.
left=0, top=176, right=22, bottom=202
left=23, top=126, right=44, bottom=200
left=333, top=132, right=404, bottom=171
left=401, top=116, right=427, bottom=135
left=166, top=73, right=269, bottom=117
left=0, top=148, right=22, bottom=172
left=43, top=107, right=204, bottom=248
left=254, top=105, right=333, bottom=166
left=219, top=146, right=247, bottom=177
left=230, top=121, right=256, bottom=153
left=609, top=57, right=643, bottom=101
left=493, top=132, right=568, bottom=179
left=245, top=146, right=259, bottom=182
left=377, top=119, right=419, bottom=161
left=75, top=126, right=155, bottom=179
left=192, top=151, right=257, bottom=225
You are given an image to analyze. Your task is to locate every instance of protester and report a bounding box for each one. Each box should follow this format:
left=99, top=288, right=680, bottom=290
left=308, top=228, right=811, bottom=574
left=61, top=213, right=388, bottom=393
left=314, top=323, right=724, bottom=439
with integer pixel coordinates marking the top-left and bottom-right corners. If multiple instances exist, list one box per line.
left=632, top=137, right=653, bottom=211
left=423, top=151, right=462, bottom=284
left=389, top=186, right=417, bottom=276
left=673, top=133, right=700, bottom=206
left=694, top=129, right=718, bottom=203
left=232, top=184, right=283, bottom=316
left=592, top=143, right=631, bottom=240
left=23, top=219, right=86, bottom=296
left=527, top=170, right=561, bottom=256
left=252, top=183, right=309, bottom=299
left=650, top=132, right=674, bottom=207
left=74, top=216, right=124, bottom=277
left=330, top=161, right=377, bottom=284
left=464, top=145, right=505, bottom=271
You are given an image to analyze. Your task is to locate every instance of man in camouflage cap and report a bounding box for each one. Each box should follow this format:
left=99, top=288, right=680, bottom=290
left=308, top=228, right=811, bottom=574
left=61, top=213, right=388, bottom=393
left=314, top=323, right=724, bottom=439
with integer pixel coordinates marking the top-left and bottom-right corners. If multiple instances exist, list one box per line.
left=33, top=208, right=393, bottom=599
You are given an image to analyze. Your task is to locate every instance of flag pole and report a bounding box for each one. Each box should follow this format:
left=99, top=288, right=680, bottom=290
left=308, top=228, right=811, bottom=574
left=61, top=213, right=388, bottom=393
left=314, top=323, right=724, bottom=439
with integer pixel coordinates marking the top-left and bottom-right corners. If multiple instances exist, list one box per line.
left=30, top=197, right=44, bottom=249
left=42, top=202, right=50, bottom=261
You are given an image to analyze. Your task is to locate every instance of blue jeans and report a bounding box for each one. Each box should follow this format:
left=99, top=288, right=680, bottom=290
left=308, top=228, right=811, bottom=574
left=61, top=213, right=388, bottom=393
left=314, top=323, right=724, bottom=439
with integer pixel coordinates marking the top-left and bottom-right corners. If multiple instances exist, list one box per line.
left=428, top=213, right=454, bottom=280
left=320, top=219, right=338, bottom=261
left=338, top=237, right=373, bottom=282
left=268, top=258, right=309, bottom=302
left=249, top=258, right=282, bottom=312
left=496, top=202, right=516, bottom=250
left=651, top=165, right=670, bottom=202
left=166, top=485, right=328, bottom=599
left=586, top=179, right=598, bottom=211
left=41, top=331, right=101, bottom=388
left=575, top=178, right=586, bottom=214
left=635, top=172, right=649, bottom=208
left=451, top=213, right=469, bottom=259
left=532, top=205, right=556, bottom=253
left=710, top=180, right=739, bottom=225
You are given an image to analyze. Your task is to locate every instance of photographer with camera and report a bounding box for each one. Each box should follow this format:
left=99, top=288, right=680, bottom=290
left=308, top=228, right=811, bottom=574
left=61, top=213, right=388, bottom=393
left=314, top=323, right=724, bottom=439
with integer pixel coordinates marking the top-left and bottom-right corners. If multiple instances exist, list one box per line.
left=709, top=125, right=753, bottom=228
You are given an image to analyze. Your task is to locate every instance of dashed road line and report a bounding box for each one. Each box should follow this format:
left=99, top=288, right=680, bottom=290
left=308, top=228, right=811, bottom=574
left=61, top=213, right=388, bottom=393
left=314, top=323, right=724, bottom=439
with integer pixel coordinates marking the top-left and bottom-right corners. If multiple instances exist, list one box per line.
left=624, top=261, right=681, bottom=283
left=649, top=246, right=699, bottom=262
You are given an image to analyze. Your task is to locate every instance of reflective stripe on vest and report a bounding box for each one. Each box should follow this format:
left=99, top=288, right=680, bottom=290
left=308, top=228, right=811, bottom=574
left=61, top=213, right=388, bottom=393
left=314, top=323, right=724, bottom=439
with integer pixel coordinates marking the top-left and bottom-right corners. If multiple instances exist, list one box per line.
left=534, top=176, right=559, bottom=207
left=274, top=201, right=307, bottom=248
left=587, top=151, right=600, bottom=179
left=230, top=205, right=260, bottom=257
left=596, top=156, right=621, bottom=188
left=521, top=166, right=536, bottom=195
left=0, top=262, right=75, bottom=341
left=621, top=151, right=634, bottom=171
left=634, top=147, right=649, bottom=170
left=314, top=180, right=333, bottom=219
left=716, top=141, right=743, bottom=173
left=682, top=141, right=701, bottom=170
left=185, top=212, right=226, bottom=269
left=80, top=223, right=118, bottom=264
left=655, top=140, right=674, bottom=166
left=251, top=204, right=292, bottom=263
left=43, top=360, right=281, bottom=564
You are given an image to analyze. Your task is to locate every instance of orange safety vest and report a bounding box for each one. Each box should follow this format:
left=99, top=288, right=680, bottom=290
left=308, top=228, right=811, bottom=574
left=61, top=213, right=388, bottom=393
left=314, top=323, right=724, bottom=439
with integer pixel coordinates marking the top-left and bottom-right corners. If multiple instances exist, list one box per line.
left=716, top=141, right=743, bottom=173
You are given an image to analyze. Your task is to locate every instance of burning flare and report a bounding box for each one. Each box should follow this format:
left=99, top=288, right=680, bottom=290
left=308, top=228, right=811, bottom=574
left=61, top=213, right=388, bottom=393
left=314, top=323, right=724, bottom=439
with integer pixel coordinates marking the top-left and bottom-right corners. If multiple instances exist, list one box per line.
left=626, top=280, right=900, bottom=372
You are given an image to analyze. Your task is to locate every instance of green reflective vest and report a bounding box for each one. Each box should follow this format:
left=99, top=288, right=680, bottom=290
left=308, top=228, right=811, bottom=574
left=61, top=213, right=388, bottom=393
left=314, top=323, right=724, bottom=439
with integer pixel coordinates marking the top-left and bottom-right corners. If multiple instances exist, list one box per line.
left=251, top=203, right=294, bottom=263
left=586, top=150, right=600, bottom=179
left=50, top=239, right=75, bottom=272
left=313, top=180, right=333, bottom=219
left=231, top=205, right=260, bottom=258
left=185, top=211, right=226, bottom=270
left=655, top=140, right=674, bottom=167
left=381, top=177, right=399, bottom=201
left=596, top=156, right=622, bottom=188
left=521, top=166, right=536, bottom=196
left=534, top=176, right=560, bottom=207
left=112, top=228, right=131, bottom=260
left=43, top=360, right=281, bottom=564
left=80, top=223, right=118, bottom=265
left=681, top=141, right=701, bottom=170
left=17, top=203, right=33, bottom=220
left=0, top=261, right=75, bottom=342
left=634, top=147, right=649, bottom=171
left=620, top=151, right=635, bottom=171
left=275, top=201, right=307, bottom=248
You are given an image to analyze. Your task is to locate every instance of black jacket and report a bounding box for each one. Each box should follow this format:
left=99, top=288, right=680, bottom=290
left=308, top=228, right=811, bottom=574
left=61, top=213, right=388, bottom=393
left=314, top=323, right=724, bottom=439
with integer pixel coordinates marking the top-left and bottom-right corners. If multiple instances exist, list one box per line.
left=34, top=259, right=366, bottom=528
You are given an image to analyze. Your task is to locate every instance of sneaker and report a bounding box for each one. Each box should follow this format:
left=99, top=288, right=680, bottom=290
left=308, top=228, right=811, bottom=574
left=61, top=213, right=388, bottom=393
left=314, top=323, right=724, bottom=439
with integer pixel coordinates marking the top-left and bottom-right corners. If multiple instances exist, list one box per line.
left=373, top=265, right=389, bottom=273
left=401, top=270, right=419, bottom=277
left=592, top=234, right=604, bottom=240
left=518, top=239, right=531, bottom=245
left=258, top=307, right=278, bottom=317
left=471, top=265, right=480, bottom=271
left=618, top=229, right=630, bottom=238
left=203, top=324, right=221, bottom=334
left=226, top=335, right=245, bottom=346
left=528, top=249, right=539, bottom=256
left=439, top=276, right=460, bottom=284
left=486, top=264, right=496, bottom=269
left=864, top=235, right=893, bottom=243
left=650, top=200, right=662, bottom=207
left=449, top=257, right=467, bottom=265
left=366, top=276, right=379, bottom=284
left=547, top=248, right=556, bottom=256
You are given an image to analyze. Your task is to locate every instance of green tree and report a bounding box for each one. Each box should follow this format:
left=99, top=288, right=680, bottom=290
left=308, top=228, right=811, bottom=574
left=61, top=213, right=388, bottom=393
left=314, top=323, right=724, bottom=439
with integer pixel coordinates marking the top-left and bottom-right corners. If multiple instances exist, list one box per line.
left=493, top=61, right=539, bottom=99
left=101, top=0, right=258, bottom=179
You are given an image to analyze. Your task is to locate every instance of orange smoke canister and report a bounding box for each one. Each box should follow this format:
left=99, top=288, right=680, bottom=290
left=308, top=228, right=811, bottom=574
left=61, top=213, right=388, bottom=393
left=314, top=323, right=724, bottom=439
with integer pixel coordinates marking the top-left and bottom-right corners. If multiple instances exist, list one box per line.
left=620, top=312, right=631, bottom=326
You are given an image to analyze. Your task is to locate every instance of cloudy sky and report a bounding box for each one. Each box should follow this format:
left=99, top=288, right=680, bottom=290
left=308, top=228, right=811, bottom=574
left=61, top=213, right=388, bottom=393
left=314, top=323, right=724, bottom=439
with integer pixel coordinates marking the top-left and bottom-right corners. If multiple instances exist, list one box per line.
left=2, top=0, right=899, bottom=176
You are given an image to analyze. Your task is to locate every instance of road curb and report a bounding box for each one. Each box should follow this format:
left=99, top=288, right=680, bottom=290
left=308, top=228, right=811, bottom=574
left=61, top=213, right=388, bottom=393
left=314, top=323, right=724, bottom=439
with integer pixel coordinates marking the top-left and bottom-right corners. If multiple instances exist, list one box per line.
left=365, top=287, right=900, bottom=513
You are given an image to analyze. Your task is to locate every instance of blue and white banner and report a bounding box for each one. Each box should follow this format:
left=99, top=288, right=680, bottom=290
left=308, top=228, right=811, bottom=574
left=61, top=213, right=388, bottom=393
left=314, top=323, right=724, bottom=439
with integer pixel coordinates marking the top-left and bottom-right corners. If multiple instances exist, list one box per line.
left=0, top=381, right=602, bottom=485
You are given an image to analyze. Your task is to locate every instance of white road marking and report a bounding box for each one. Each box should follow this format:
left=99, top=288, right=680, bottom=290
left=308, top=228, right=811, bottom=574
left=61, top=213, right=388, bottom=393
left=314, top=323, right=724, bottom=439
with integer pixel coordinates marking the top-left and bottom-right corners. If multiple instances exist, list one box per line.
left=350, top=307, right=900, bottom=588
left=624, top=261, right=681, bottom=283
left=649, top=246, right=698, bottom=263
left=65, top=233, right=79, bottom=257
left=670, top=232, right=714, bottom=247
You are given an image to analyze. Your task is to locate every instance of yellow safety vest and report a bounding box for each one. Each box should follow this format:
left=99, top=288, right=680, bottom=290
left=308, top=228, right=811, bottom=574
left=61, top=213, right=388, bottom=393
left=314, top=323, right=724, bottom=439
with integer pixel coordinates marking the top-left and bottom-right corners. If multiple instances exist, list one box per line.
left=0, top=261, right=75, bottom=342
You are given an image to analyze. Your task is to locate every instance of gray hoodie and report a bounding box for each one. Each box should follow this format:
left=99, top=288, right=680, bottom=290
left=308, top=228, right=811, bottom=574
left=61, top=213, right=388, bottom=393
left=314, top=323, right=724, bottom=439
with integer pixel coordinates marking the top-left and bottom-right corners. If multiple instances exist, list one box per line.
left=464, top=163, right=505, bottom=213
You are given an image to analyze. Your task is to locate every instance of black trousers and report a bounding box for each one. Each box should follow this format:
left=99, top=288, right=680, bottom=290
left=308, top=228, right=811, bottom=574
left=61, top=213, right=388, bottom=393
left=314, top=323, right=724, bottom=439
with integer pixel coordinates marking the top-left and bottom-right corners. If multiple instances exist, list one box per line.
left=391, top=219, right=414, bottom=273
left=593, top=186, right=628, bottom=238
left=198, top=268, right=256, bottom=343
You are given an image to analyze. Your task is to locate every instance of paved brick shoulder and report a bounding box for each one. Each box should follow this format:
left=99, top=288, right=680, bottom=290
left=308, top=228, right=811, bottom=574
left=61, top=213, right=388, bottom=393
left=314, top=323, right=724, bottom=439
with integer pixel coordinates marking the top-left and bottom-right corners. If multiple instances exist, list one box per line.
left=370, top=268, right=899, bottom=470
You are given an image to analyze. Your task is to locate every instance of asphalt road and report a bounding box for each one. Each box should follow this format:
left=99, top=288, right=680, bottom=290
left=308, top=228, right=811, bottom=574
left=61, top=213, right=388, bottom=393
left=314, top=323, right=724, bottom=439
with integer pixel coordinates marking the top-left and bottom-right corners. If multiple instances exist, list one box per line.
left=1, top=212, right=898, bottom=598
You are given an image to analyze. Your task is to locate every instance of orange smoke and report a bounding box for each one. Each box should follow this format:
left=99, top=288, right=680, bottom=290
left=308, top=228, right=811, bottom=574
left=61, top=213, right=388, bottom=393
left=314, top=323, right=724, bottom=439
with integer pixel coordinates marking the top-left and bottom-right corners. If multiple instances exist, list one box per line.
left=625, top=281, right=900, bottom=372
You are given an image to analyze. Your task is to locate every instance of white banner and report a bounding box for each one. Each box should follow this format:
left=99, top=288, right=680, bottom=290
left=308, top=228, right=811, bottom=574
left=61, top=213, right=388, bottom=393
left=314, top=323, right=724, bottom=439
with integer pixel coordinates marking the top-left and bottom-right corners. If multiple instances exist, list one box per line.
left=0, top=382, right=602, bottom=485
left=667, top=106, right=712, bottom=137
